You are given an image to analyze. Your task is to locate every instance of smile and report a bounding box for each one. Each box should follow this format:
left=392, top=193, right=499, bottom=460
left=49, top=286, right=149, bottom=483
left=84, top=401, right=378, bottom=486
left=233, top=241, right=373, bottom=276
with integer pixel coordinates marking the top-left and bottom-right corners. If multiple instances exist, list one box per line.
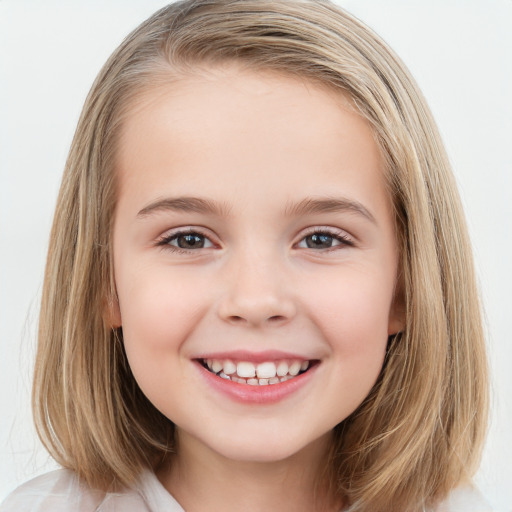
left=201, top=358, right=313, bottom=386
left=194, top=353, right=320, bottom=404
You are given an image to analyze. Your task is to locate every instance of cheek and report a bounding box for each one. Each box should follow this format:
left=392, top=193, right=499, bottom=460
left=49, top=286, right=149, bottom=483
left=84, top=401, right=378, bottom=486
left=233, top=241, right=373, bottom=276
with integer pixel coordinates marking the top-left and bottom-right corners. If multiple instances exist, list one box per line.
left=117, top=271, right=206, bottom=374
left=300, top=268, right=392, bottom=405
left=309, top=285, right=390, bottom=416
left=305, top=269, right=394, bottom=348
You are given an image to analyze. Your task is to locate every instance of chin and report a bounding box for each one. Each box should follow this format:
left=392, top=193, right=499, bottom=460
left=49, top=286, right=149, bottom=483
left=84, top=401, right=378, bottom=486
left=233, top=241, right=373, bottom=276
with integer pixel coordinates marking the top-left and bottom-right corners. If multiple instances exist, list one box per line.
left=198, top=428, right=330, bottom=465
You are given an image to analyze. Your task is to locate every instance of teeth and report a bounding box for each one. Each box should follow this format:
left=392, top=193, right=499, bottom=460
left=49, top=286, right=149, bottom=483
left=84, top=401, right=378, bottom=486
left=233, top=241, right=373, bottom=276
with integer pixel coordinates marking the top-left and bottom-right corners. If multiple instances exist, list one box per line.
left=237, top=361, right=256, bottom=378
left=276, top=361, right=289, bottom=377
left=256, top=362, right=276, bottom=379
left=223, top=360, right=236, bottom=375
left=288, top=361, right=301, bottom=376
left=212, top=360, right=223, bottom=373
left=203, top=358, right=312, bottom=385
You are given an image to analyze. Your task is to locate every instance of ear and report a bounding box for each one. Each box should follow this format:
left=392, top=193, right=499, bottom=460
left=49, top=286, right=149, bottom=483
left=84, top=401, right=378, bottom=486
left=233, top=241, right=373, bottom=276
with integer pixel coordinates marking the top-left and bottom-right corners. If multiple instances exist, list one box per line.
left=387, top=279, right=405, bottom=336
left=388, top=305, right=405, bottom=336
left=103, top=294, right=122, bottom=328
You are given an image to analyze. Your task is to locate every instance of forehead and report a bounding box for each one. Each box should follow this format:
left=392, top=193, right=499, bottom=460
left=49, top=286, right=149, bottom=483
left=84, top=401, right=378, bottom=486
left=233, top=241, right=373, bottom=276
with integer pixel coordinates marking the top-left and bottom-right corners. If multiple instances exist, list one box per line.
left=115, top=65, right=388, bottom=217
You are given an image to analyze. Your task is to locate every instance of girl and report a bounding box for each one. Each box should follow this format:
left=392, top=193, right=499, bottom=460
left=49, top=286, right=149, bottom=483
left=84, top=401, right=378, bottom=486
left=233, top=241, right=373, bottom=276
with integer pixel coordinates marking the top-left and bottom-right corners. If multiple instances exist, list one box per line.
left=0, top=1, right=490, bottom=510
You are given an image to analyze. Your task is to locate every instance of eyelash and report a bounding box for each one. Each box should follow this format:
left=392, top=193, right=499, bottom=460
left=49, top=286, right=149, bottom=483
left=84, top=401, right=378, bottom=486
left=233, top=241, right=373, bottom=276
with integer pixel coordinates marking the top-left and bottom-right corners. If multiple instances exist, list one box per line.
left=156, top=227, right=354, bottom=253
left=156, top=228, right=216, bottom=254
left=297, top=228, right=355, bottom=251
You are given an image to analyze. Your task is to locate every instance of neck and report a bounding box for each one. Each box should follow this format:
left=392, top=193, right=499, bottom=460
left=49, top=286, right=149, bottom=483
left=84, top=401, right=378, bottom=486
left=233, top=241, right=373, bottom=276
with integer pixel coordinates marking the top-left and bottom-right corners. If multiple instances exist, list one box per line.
left=157, top=430, right=340, bottom=512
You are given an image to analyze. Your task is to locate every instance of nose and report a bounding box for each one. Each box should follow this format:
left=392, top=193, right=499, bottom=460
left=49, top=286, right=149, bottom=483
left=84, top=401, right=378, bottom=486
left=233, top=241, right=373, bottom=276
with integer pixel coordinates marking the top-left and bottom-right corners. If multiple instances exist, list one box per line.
left=217, top=249, right=297, bottom=327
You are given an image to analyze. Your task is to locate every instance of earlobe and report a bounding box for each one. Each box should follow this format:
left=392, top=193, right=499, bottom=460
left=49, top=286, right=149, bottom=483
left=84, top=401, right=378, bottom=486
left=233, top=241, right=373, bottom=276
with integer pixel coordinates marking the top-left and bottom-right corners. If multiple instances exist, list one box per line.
left=387, top=312, right=404, bottom=336
left=388, top=285, right=405, bottom=336
left=103, top=295, right=122, bottom=328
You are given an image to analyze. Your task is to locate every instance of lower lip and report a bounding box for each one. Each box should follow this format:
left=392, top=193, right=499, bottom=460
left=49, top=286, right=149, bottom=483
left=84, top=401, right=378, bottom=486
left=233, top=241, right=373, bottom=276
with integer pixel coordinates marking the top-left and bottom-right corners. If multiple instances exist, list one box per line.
left=195, top=361, right=318, bottom=404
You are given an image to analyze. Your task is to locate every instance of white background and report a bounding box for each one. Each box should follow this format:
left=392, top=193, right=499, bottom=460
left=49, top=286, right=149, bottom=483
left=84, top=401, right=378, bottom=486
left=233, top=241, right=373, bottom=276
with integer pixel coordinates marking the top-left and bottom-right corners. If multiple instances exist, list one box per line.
left=1, top=1, right=511, bottom=509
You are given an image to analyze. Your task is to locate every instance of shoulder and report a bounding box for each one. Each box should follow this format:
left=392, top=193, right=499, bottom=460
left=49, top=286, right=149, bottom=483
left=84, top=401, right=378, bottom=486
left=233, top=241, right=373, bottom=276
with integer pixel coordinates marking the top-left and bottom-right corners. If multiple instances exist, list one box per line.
left=432, top=485, right=494, bottom=512
left=0, top=468, right=184, bottom=512
left=0, top=469, right=100, bottom=512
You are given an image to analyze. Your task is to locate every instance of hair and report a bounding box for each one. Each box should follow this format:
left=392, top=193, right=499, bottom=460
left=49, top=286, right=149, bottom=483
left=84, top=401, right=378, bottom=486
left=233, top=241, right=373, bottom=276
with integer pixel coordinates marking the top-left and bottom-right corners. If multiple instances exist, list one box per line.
left=33, top=1, right=488, bottom=511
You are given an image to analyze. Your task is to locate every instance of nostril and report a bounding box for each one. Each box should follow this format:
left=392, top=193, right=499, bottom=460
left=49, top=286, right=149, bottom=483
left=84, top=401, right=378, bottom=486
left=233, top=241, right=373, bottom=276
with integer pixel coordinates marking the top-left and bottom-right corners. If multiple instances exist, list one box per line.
left=227, top=314, right=286, bottom=325
left=228, top=315, right=246, bottom=323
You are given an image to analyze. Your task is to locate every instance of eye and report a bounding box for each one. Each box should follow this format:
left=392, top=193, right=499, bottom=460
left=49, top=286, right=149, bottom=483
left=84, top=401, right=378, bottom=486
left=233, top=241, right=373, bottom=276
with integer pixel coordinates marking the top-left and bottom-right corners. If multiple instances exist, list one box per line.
left=297, top=230, right=354, bottom=250
left=158, top=230, right=214, bottom=250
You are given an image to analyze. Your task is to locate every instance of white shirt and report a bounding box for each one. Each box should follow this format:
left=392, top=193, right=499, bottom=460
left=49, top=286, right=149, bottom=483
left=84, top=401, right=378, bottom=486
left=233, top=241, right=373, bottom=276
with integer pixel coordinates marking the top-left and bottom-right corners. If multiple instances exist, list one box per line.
left=0, top=468, right=494, bottom=512
left=0, top=469, right=183, bottom=512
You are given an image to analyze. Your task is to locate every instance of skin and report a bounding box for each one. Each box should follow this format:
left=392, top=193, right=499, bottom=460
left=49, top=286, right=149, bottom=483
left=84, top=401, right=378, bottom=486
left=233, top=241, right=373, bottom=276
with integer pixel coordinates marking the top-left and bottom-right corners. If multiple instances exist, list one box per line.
left=110, top=64, right=403, bottom=511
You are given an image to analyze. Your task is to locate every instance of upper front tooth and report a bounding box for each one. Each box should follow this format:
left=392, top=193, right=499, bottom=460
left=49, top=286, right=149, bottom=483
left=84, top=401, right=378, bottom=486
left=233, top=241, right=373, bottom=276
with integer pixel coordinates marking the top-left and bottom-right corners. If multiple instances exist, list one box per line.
left=256, top=362, right=277, bottom=379
left=288, top=361, right=301, bottom=376
left=237, top=361, right=256, bottom=378
left=223, top=360, right=236, bottom=375
left=276, top=361, right=289, bottom=377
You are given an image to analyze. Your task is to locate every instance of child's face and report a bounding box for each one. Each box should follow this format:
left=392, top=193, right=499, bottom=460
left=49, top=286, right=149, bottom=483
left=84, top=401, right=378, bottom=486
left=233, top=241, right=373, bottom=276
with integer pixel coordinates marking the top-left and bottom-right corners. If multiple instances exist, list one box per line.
left=111, top=65, right=403, bottom=464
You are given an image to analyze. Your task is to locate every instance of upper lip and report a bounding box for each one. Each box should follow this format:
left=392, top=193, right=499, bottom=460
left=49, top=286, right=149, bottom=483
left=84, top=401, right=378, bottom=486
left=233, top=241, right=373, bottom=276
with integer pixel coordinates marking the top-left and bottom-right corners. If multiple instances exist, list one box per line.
left=192, top=349, right=318, bottom=363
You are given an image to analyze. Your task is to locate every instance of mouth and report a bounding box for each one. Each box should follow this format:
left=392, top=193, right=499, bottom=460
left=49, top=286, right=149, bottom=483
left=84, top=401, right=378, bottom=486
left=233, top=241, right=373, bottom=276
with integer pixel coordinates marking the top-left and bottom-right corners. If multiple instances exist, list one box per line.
left=198, top=358, right=317, bottom=386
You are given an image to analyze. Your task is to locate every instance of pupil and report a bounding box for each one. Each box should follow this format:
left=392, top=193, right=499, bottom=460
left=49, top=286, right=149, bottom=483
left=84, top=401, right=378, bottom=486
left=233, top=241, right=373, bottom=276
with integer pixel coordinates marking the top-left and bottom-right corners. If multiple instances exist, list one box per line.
left=178, top=234, right=204, bottom=249
left=307, top=234, right=332, bottom=249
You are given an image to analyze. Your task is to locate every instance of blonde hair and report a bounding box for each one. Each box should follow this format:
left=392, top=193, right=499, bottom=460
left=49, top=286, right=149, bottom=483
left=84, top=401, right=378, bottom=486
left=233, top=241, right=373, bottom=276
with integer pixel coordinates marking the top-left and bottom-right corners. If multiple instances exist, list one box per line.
left=33, top=1, right=488, bottom=510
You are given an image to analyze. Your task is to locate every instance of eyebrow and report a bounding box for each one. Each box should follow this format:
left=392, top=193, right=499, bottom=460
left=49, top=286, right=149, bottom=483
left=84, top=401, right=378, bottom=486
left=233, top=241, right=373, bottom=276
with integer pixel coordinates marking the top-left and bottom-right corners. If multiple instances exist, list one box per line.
left=137, top=196, right=231, bottom=218
left=284, top=197, right=377, bottom=224
left=137, top=195, right=376, bottom=224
